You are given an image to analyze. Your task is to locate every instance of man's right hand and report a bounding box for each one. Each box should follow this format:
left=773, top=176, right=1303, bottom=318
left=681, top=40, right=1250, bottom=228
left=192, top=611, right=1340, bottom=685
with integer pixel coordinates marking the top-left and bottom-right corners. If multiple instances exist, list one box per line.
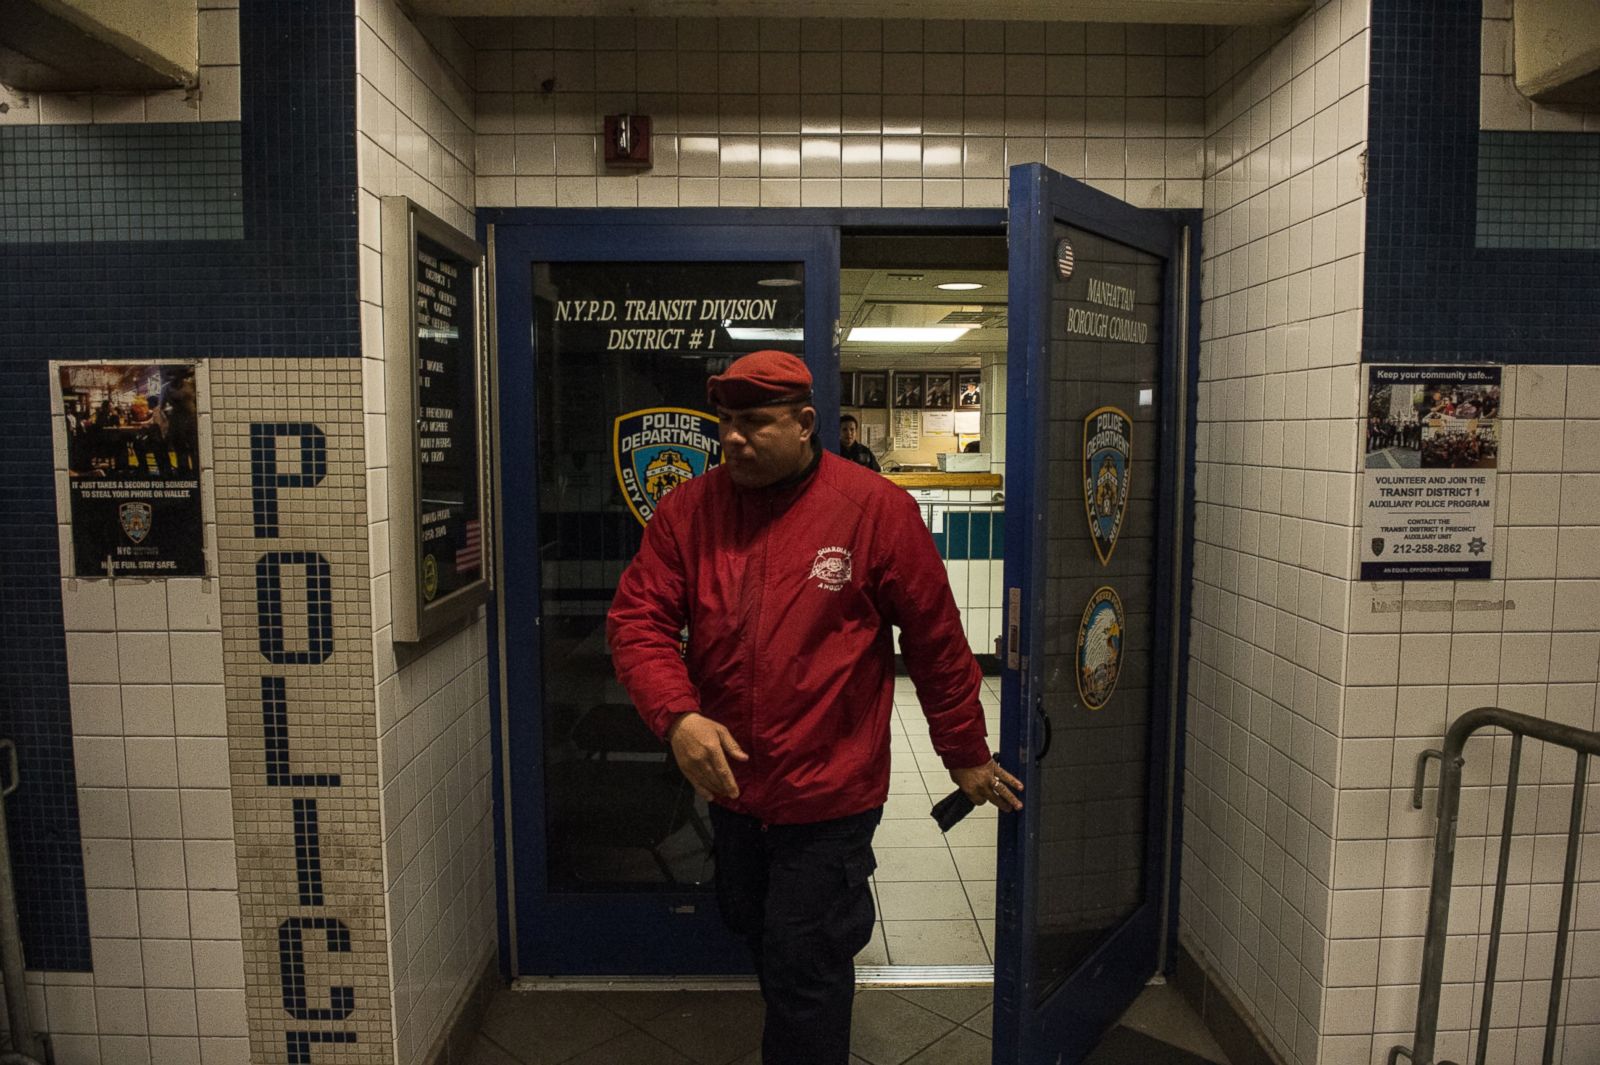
left=666, top=712, right=749, bottom=800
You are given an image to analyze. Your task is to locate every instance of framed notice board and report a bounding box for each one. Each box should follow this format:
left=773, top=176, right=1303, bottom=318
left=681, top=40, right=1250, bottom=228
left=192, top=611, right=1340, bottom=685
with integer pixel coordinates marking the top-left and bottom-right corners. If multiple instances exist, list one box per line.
left=381, top=197, right=493, bottom=642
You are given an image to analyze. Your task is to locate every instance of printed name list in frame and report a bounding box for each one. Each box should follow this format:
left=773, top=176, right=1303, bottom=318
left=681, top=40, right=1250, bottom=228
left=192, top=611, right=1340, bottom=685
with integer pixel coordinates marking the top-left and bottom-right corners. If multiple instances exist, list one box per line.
left=1360, top=364, right=1501, bottom=581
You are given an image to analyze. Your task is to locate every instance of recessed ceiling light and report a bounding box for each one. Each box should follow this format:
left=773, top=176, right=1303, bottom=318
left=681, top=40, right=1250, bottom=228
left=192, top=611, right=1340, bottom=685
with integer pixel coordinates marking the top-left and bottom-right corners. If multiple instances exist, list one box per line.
left=726, top=327, right=805, bottom=340
left=936, top=282, right=985, bottom=291
left=756, top=278, right=802, bottom=287
left=847, top=326, right=976, bottom=343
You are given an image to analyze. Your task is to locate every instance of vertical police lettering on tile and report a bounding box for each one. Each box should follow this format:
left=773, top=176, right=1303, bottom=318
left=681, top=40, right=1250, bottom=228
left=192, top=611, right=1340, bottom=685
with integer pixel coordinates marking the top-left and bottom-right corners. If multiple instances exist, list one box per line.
left=252, top=422, right=357, bottom=1061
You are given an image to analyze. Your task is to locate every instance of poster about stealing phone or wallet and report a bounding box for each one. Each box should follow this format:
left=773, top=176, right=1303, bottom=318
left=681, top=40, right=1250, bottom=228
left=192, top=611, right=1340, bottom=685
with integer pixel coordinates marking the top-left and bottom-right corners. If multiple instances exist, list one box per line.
left=58, top=361, right=204, bottom=577
left=1360, top=364, right=1501, bottom=581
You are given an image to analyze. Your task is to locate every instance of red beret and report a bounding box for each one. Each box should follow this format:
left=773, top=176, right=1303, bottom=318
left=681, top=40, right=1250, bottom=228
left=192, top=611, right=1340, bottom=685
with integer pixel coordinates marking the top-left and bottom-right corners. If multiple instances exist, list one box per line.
left=706, top=349, right=813, bottom=410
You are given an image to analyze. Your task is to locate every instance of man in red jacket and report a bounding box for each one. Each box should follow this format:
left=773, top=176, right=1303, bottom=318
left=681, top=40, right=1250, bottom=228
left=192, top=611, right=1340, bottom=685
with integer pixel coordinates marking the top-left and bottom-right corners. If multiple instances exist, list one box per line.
left=606, top=350, right=1021, bottom=1065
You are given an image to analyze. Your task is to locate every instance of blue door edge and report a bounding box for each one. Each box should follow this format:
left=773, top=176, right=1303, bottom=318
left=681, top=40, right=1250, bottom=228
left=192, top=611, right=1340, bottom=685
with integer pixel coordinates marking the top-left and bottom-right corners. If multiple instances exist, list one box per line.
left=485, top=593, right=514, bottom=980
left=1160, top=207, right=1203, bottom=979
left=994, top=165, right=1048, bottom=1065
left=994, top=166, right=1202, bottom=1063
left=480, top=219, right=516, bottom=980
left=481, top=227, right=542, bottom=979
left=477, top=207, right=1009, bottom=975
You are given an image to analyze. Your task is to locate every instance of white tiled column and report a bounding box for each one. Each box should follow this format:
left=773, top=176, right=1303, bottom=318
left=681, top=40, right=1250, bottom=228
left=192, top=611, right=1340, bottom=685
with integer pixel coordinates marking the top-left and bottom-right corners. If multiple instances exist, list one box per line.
left=981, top=348, right=1007, bottom=480
left=357, top=5, right=498, bottom=1063
left=1184, top=1, right=1370, bottom=1063
left=52, top=366, right=246, bottom=1065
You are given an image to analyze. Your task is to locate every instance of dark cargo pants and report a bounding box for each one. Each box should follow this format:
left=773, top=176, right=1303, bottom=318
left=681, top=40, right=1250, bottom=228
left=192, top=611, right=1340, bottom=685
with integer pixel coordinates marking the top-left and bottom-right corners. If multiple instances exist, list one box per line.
left=709, top=804, right=882, bottom=1065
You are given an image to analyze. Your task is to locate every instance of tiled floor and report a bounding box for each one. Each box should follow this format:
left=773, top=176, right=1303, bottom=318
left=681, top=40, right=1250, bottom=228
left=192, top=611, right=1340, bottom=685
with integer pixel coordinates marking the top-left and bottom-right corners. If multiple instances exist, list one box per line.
left=470, top=678, right=1233, bottom=1064
left=862, top=677, right=1004, bottom=965
left=464, top=982, right=1231, bottom=1065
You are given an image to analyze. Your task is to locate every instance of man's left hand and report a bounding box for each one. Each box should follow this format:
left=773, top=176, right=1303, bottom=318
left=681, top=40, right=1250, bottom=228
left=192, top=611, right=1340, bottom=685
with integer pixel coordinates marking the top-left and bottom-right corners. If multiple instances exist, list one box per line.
left=951, top=759, right=1023, bottom=812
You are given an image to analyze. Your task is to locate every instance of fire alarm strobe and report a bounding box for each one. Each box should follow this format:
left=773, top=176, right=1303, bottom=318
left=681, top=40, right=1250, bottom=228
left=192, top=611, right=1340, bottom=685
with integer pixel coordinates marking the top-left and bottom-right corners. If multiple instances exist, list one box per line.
left=604, top=114, right=652, bottom=169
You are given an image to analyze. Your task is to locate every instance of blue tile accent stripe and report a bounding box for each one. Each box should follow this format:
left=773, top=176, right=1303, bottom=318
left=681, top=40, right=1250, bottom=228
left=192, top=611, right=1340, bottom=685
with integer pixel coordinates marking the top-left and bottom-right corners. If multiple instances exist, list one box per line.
left=0, top=0, right=360, bottom=972
left=0, top=123, right=243, bottom=244
left=1365, top=1, right=1600, bottom=363
left=1478, top=132, right=1600, bottom=249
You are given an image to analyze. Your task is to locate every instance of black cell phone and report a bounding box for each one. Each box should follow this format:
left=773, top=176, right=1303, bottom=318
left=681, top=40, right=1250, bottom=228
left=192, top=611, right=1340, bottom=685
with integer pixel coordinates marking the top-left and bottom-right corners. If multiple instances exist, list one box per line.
left=931, top=789, right=975, bottom=833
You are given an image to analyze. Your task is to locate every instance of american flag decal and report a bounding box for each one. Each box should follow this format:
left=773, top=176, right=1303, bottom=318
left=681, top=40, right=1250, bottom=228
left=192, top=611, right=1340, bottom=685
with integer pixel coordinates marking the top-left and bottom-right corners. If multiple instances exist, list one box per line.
left=1056, top=237, right=1075, bottom=281
left=456, top=519, right=482, bottom=574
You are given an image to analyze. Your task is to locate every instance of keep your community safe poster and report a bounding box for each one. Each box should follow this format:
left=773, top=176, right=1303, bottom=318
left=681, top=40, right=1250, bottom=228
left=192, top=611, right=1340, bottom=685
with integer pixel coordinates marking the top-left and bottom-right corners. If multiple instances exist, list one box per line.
left=1361, top=364, right=1500, bottom=581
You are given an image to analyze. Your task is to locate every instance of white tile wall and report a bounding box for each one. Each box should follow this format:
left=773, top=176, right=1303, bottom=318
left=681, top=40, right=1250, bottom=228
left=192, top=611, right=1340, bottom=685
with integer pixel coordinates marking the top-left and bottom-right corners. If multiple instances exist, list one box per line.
left=1186, top=8, right=1600, bottom=1048
left=1181, top=2, right=1368, bottom=1064
left=355, top=5, right=498, bottom=1064
left=1350, top=365, right=1600, bottom=1065
left=0, top=2, right=242, bottom=128
left=1478, top=0, right=1600, bottom=133
left=49, top=367, right=246, bottom=1065
left=356, top=0, right=477, bottom=237
left=460, top=15, right=1208, bottom=211
left=922, top=500, right=1003, bottom=655
left=982, top=348, right=1007, bottom=481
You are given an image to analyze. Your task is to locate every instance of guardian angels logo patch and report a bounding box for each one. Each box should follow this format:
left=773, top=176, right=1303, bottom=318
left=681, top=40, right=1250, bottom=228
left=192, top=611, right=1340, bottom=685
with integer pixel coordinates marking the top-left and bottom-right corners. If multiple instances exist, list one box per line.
left=809, top=546, right=853, bottom=592
left=614, top=407, right=722, bottom=526
left=1076, top=586, right=1125, bottom=711
left=1083, top=406, right=1133, bottom=565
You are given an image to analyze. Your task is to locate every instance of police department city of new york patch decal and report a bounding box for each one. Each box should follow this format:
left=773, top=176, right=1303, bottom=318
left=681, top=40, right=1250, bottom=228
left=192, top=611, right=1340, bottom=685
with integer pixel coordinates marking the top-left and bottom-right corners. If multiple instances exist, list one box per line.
left=119, top=501, right=153, bottom=544
left=1082, top=406, right=1132, bottom=566
left=1076, top=586, right=1125, bottom=711
left=614, top=407, right=722, bottom=526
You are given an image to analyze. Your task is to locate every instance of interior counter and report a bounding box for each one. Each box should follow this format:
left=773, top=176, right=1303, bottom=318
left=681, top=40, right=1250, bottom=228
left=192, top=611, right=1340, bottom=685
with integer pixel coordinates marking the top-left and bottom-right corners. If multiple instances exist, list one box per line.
left=882, top=472, right=1003, bottom=491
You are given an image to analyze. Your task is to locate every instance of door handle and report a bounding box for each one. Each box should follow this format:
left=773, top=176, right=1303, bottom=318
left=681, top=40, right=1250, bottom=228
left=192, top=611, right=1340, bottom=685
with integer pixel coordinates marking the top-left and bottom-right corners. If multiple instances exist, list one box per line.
left=1034, top=697, right=1051, bottom=763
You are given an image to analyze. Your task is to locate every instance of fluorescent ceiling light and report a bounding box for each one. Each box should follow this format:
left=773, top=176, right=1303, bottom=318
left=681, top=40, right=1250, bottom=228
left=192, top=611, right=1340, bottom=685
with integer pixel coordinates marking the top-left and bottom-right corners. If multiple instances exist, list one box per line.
left=936, top=282, right=985, bottom=291
left=847, top=326, right=976, bottom=343
left=756, top=277, right=802, bottom=287
left=726, top=327, right=805, bottom=340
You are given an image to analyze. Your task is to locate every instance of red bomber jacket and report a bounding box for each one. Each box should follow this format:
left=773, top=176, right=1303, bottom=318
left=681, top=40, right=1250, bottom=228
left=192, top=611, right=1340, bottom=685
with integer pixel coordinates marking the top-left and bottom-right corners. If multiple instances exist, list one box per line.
left=606, top=449, right=992, bottom=825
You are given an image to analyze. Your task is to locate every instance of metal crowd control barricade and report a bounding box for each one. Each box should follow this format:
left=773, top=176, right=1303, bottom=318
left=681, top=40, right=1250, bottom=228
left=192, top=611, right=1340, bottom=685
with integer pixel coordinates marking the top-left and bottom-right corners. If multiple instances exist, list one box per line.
left=1390, top=706, right=1600, bottom=1065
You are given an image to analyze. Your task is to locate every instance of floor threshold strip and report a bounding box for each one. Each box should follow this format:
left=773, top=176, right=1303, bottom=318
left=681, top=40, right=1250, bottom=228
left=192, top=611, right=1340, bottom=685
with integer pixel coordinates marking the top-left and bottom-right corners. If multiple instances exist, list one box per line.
left=509, top=964, right=994, bottom=993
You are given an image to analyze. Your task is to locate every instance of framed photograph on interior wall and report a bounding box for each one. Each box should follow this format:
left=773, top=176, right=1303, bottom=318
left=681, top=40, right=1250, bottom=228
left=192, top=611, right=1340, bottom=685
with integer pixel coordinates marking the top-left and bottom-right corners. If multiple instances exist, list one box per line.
left=957, top=371, right=981, bottom=409
left=858, top=371, right=887, bottom=408
left=924, top=372, right=954, bottom=410
left=893, top=371, right=924, bottom=409
left=840, top=371, right=856, bottom=407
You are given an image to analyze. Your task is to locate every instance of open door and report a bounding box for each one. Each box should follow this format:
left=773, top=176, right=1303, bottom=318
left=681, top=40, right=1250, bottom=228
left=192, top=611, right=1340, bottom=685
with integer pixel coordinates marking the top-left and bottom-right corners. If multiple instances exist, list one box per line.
left=993, top=164, right=1195, bottom=1063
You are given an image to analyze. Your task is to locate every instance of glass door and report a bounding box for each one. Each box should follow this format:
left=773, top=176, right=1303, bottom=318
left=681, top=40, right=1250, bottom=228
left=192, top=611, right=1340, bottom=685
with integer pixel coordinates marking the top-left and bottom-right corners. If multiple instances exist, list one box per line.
left=993, top=165, right=1194, bottom=1063
left=489, top=217, right=838, bottom=974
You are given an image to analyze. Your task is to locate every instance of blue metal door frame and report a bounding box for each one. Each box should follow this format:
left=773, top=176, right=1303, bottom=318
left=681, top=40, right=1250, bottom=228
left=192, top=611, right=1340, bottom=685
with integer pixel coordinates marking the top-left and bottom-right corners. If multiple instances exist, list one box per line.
left=477, top=199, right=1197, bottom=1019
left=994, top=165, right=1199, bottom=1064
left=479, top=207, right=1007, bottom=976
